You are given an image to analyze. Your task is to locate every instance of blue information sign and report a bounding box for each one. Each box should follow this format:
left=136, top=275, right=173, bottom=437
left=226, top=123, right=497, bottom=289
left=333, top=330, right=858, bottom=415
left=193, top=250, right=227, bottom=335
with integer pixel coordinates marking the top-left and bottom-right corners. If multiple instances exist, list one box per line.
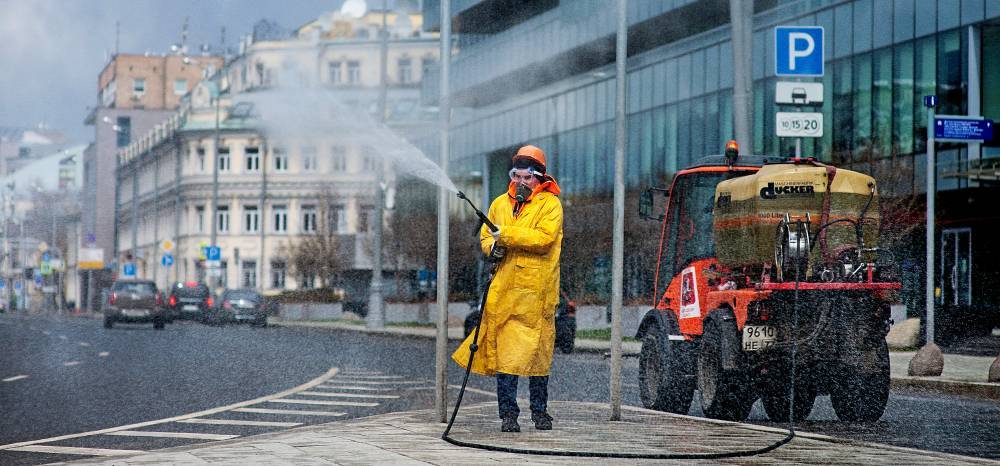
left=123, top=262, right=137, bottom=277
left=775, top=26, right=824, bottom=77
left=0, top=278, right=5, bottom=289
left=205, top=246, right=221, bottom=261
left=935, top=117, right=994, bottom=141
left=161, top=254, right=174, bottom=267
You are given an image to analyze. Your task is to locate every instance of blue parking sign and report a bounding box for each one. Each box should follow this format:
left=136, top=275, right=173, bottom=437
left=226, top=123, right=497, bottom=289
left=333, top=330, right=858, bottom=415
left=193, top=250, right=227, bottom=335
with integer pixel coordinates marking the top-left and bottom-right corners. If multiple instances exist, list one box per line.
left=161, top=254, right=174, bottom=267
left=123, top=262, right=137, bottom=277
left=205, top=246, right=221, bottom=261
left=775, top=26, right=824, bottom=76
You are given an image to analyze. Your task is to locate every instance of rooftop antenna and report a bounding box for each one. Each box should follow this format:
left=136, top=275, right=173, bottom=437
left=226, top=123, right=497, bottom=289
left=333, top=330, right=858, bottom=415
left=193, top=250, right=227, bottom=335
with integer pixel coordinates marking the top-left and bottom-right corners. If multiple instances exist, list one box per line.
left=220, top=26, right=226, bottom=54
left=181, top=16, right=190, bottom=54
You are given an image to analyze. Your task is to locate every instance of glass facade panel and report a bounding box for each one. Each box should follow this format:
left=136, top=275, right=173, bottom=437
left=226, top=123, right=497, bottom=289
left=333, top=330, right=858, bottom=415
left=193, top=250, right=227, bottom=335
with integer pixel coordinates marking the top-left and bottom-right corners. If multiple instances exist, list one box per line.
left=676, top=100, right=691, bottom=168
left=705, top=93, right=720, bottom=155
left=893, top=0, right=915, bottom=42
left=690, top=98, right=706, bottom=158
left=652, top=107, right=667, bottom=179
left=893, top=42, right=915, bottom=155
left=705, top=46, right=720, bottom=92
left=938, top=0, right=961, bottom=30
left=718, top=90, right=733, bottom=153
left=854, top=0, right=874, bottom=53
left=627, top=114, right=641, bottom=186
left=677, top=55, right=691, bottom=100
left=691, top=50, right=705, bottom=97
left=913, top=36, right=936, bottom=154
left=821, top=71, right=833, bottom=161
left=937, top=29, right=966, bottom=116
left=665, top=106, right=678, bottom=173
left=872, top=48, right=894, bottom=157
left=640, top=112, right=653, bottom=184
left=853, top=53, right=873, bottom=161
left=873, top=0, right=893, bottom=48
left=915, top=0, right=936, bottom=37
left=835, top=4, right=854, bottom=58
left=833, top=60, right=854, bottom=163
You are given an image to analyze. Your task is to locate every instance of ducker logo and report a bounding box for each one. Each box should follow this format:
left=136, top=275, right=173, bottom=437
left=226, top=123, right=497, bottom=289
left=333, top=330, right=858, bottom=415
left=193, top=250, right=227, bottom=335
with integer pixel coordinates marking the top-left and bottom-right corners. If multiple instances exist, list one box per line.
left=759, top=182, right=815, bottom=199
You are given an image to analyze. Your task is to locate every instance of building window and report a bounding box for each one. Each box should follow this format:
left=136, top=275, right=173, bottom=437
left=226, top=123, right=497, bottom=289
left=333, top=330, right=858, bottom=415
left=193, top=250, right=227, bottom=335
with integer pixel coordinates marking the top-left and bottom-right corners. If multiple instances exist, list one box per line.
left=328, top=61, right=342, bottom=84
left=301, top=204, right=317, bottom=233
left=174, top=78, right=188, bottom=95
left=243, top=205, right=259, bottom=233
left=217, top=205, right=230, bottom=233
left=218, top=145, right=231, bottom=171
left=196, top=146, right=206, bottom=172
left=331, top=146, right=346, bottom=171
left=347, top=61, right=360, bottom=84
left=300, top=274, right=315, bottom=289
left=329, top=204, right=346, bottom=233
left=358, top=205, right=373, bottom=232
left=242, top=260, right=257, bottom=288
left=245, top=146, right=260, bottom=172
left=132, top=78, right=145, bottom=97
left=362, top=155, right=377, bottom=172
left=220, top=260, right=229, bottom=288
left=115, top=117, right=131, bottom=148
left=272, top=204, right=287, bottom=233
left=422, top=57, right=434, bottom=77
left=302, top=146, right=318, bottom=171
left=195, top=205, right=205, bottom=233
left=398, top=58, right=412, bottom=84
left=273, top=146, right=288, bottom=171
left=271, top=260, right=286, bottom=288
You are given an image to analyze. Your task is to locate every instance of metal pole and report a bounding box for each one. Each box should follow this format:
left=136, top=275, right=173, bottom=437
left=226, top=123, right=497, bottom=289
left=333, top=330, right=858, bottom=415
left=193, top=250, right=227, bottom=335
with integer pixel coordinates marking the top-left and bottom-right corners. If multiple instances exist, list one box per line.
left=609, top=0, right=627, bottom=422
left=435, top=0, right=452, bottom=424
left=210, top=91, right=221, bottom=289
left=795, top=138, right=802, bottom=158
left=967, top=26, right=981, bottom=174
left=925, top=105, right=936, bottom=345
left=729, top=0, right=754, bottom=153
left=368, top=0, right=389, bottom=329
left=259, top=143, right=267, bottom=292
left=131, top=164, right=139, bottom=275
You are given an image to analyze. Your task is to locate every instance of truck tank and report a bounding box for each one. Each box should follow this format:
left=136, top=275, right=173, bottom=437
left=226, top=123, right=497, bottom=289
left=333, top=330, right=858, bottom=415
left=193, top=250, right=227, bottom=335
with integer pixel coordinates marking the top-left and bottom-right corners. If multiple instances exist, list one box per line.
left=712, top=162, right=880, bottom=274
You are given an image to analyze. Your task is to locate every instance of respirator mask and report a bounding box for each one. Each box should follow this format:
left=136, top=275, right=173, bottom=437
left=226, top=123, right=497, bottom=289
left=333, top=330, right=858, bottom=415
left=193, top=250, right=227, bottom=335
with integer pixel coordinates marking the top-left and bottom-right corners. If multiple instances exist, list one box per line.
left=514, top=183, right=532, bottom=202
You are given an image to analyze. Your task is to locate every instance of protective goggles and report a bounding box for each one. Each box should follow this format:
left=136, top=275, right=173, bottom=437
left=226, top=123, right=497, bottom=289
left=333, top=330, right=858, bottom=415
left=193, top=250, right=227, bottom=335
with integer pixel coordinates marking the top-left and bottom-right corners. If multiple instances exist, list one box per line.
left=509, top=167, right=544, bottom=180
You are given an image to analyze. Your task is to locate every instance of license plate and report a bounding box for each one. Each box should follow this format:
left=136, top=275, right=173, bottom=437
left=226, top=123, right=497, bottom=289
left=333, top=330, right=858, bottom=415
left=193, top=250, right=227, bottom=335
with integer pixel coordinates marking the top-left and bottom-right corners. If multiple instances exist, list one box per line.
left=742, top=325, right=776, bottom=352
left=183, top=305, right=198, bottom=311
left=123, top=309, right=148, bottom=318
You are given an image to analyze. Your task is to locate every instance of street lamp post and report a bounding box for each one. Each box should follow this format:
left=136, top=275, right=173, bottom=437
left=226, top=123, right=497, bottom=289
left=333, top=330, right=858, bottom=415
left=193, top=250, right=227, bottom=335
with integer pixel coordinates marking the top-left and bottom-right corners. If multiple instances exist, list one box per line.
left=367, top=0, right=390, bottom=330
left=209, top=88, right=221, bottom=290
left=435, top=0, right=452, bottom=424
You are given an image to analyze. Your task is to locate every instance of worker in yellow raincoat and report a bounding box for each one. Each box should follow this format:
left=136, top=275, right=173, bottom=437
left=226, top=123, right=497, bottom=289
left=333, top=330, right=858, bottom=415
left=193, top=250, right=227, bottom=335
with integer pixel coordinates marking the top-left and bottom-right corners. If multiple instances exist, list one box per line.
left=452, top=145, right=563, bottom=433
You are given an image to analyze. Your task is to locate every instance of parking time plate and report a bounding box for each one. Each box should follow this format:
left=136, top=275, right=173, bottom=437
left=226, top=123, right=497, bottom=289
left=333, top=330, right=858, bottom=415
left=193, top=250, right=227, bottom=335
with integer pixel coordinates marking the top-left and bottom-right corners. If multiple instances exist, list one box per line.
left=742, top=325, right=776, bottom=351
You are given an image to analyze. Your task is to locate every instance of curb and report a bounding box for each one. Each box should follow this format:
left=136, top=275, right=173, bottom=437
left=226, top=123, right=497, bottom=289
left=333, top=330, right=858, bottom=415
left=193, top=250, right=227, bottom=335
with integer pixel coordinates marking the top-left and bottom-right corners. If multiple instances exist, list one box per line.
left=891, top=376, right=1000, bottom=401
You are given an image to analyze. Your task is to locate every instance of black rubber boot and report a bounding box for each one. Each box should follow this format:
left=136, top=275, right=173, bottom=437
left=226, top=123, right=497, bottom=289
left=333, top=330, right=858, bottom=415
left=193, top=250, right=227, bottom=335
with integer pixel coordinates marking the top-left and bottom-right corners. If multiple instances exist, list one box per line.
left=531, top=411, right=553, bottom=430
left=501, top=414, right=520, bottom=432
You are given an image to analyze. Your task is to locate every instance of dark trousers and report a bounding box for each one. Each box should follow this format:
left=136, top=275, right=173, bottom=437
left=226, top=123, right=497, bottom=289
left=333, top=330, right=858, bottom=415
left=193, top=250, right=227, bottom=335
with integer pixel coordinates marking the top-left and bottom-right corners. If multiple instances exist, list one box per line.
left=496, top=372, right=548, bottom=418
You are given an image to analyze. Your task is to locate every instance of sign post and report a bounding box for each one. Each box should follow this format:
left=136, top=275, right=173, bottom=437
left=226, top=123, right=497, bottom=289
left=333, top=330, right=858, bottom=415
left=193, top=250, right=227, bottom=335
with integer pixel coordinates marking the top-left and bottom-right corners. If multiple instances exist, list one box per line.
left=775, top=26, right=824, bottom=158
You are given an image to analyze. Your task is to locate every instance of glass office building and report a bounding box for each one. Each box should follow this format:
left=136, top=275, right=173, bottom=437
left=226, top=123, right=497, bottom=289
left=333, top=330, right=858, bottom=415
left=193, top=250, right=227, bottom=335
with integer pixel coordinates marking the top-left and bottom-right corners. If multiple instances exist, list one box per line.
left=423, top=0, right=1000, bottom=331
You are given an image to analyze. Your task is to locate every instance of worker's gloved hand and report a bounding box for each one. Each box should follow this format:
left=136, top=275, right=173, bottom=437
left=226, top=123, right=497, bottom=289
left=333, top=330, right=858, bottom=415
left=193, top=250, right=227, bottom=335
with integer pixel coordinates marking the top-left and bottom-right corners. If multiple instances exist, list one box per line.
left=488, top=245, right=506, bottom=262
left=490, top=227, right=501, bottom=242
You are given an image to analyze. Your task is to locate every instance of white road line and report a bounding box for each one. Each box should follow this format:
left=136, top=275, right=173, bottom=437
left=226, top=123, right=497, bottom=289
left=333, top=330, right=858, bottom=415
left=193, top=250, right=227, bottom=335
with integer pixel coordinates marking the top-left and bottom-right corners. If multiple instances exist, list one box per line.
left=268, top=398, right=378, bottom=407
left=233, top=408, right=346, bottom=417
left=316, top=385, right=394, bottom=391
left=63, top=361, right=82, bottom=367
left=98, top=351, right=110, bottom=357
left=338, top=370, right=381, bottom=375
left=299, top=391, right=399, bottom=399
left=330, top=379, right=424, bottom=385
left=9, top=445, right=142, bottom=456
left=333, top=375, right=404, bottom=379
left=78, top=342, right=91, bottom=347
left=0, top=367, right=339, bottom=451
left=448, top=384, right=498, bottom=398
left=41, top=331, right=50, bottom=335
left=58, top=335, right=68, bottom=340
left=106, top=430, right=238, bottom=440
left=2, top=375, right=29, bottom=382
left=179, top=418, right=302, bottom=427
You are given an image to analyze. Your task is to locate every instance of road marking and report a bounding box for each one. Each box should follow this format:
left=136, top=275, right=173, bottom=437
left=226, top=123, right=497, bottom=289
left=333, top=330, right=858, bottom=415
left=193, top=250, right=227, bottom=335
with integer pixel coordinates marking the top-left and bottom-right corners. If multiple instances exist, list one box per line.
left=42, top=331, right=50, bottom=335
left=78, top=342, right=91, bottom=347
left=63, top=361, right=82, bottom=367
left=179, top=418, right=302, bottom=427
left=299, top=391, right=399, bottom=399
left=233, top=408, right=346, bottom=417
left=98, top=351, right=110, bottom=357
left=339, top=371, right=381, bottom=375
left=448, top=384, right=497, bottom=398
left=0, top=367, right=339, bottom=451
left=317, top=385, right=394, bottom=391
left=333, top=375, right=404, bottom=379
left=268, top=398, right=378, bottom=407
left=106, top=430, right=238, bottom=440
left=331, top=379, right=423, bottom=385
left=58, top=335, right=68, bottom=340
left=8, top=445, right=142, bottom=456
left=2, top=375, right=29, bottom=382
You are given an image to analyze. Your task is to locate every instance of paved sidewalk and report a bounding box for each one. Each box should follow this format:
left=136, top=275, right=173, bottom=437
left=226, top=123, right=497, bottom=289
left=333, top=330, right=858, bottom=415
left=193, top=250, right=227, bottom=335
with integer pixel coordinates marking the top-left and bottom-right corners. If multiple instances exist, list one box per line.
left=272, top=318, right=1000, bottom=400
left=58, top=401, right=995, bottom=465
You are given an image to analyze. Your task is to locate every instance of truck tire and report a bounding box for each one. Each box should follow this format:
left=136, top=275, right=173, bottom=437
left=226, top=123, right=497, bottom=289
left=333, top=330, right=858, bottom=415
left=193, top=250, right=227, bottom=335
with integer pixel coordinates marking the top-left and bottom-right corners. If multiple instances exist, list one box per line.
left=638, top=324, right=694, bottom=414
left=762, top=380, right=816, bottom=422
left=831, top=339, right=889, bottom=422
left=698, top=310, right=754, bottom=422
left=103, top=316, right=114, bottom=329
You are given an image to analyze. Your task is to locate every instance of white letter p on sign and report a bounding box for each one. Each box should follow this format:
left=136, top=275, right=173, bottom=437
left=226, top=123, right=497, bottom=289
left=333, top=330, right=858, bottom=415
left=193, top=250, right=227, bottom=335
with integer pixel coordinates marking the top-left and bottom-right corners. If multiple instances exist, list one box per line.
left=788, top=32, right=815, bottom=71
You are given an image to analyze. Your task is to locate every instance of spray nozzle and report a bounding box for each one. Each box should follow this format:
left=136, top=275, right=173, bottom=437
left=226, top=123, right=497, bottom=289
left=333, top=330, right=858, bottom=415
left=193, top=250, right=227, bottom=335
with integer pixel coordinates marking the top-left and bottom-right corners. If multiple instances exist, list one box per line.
left=456, top=190, right=498, bottom=233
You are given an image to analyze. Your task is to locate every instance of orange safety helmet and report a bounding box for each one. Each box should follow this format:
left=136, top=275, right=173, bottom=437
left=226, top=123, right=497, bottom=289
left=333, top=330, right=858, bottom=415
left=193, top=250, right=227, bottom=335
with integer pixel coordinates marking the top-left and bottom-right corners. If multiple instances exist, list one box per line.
left=512, top=145, right=547, bottom=174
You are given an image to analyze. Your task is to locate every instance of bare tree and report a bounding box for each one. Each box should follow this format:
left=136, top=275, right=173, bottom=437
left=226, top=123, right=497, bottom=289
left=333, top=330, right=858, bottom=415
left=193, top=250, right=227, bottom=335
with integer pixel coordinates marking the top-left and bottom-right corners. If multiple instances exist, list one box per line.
left=286, top=189, right=348, bottom=288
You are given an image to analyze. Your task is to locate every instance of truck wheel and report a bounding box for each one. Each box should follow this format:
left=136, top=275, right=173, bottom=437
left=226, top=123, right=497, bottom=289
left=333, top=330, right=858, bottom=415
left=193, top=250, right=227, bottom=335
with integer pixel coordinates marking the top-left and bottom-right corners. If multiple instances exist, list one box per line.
left=698, top=311, right=754, bottom=422
left=103, top=316, right=114, bottom=329
left=831, top=340, right=890, bottom=422
left=762, top=380, right=816, bottom=422
left=638, top=330, right=694, bottom=414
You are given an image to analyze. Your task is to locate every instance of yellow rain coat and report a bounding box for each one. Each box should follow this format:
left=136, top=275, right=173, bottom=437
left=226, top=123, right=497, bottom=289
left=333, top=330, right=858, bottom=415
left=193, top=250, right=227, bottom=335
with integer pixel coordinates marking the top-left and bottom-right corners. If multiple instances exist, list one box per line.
left=452, top=178, right=563, bottom=377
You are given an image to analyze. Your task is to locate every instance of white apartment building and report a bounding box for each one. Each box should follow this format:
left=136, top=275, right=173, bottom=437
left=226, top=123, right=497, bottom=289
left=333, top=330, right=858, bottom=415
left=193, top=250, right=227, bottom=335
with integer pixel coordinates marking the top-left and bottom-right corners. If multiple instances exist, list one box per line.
left=115, top=7, right=438, bottom=298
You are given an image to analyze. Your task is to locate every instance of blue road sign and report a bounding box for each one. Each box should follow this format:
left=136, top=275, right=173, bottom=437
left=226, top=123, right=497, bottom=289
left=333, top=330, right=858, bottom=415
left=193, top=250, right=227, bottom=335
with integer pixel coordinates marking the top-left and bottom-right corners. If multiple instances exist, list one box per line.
left=775, top=26, right=824, bottom=77
left=41, top=252, right=50, bottom=262
left=0, top=278, right=5, bottom=289
left=935, top=117, right=994, bottom=141
left=205, top=246, right=221, bottom=261
left=34, top=275, right=43, bottom=286
left=161, top=254, right=174, bottom=267
left=123, top=262, right=137, bottom=277
left=14, top=280, right=21, bottom=290
left=924, top=95, right=938, bottom=108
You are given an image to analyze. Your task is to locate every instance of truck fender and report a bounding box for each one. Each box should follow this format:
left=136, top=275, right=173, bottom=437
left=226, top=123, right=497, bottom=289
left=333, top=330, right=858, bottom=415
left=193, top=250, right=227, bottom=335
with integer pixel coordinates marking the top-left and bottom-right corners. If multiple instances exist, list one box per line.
left=635, top=308, right=683, bottom=341
left=705, top=307, right=743, bottom=372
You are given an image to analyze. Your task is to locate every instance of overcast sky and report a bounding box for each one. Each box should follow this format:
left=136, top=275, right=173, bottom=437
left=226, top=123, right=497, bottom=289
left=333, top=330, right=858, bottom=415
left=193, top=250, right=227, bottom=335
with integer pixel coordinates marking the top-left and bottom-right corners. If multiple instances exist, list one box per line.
left=0, top=0, right=343, bottom=142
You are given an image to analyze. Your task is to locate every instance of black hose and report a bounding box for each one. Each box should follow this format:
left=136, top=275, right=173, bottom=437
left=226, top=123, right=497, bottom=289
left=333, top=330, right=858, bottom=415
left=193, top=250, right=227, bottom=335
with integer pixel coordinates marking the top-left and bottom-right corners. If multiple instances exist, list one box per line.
left=441, top=248, right=798, bottom=459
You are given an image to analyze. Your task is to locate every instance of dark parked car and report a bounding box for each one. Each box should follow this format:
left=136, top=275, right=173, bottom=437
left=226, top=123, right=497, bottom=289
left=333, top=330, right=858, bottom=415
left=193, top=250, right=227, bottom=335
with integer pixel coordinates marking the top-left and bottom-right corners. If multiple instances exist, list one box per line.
left=463, top=290, right=577, bottom=353
left=166, top=281, right=213, bottom=322
left=104, top=280, right=167, bottom=330
left=207, top=289, right=267, bottom=326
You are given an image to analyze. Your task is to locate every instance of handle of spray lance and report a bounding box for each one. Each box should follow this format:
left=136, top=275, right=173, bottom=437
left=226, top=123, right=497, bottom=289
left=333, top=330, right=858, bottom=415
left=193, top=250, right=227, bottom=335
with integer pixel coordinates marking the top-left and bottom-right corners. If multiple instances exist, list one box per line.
left=456, top=191, right=506, bottom=262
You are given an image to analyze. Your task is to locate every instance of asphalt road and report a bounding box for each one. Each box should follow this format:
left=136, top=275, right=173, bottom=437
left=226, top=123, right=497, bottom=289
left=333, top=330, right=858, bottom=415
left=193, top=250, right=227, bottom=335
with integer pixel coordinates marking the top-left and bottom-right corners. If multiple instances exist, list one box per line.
left=0, top=314, right=997, bottom=464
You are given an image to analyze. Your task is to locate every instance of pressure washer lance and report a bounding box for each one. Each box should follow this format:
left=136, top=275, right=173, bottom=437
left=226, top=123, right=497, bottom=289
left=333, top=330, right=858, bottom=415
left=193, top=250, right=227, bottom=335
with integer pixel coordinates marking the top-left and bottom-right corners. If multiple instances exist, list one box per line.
left=442, top=191, right=797, bottom=459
